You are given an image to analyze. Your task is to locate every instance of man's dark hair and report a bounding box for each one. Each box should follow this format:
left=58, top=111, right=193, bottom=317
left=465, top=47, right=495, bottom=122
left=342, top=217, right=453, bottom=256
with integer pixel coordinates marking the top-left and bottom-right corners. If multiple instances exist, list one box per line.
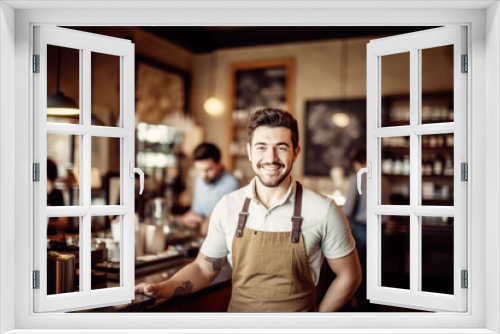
left=350, top=149, right=367, bottom=164
left=247, top=107, right=299, bottom=149
left=192, top=143, right=221, bottom=163
left=47, top=158, right=58, bottom=181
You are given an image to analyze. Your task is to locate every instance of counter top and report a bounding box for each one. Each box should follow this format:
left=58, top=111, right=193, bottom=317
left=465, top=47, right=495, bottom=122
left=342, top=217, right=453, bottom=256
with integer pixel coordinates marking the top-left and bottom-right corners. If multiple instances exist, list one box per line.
left=79, top=256, right=232, bottom=313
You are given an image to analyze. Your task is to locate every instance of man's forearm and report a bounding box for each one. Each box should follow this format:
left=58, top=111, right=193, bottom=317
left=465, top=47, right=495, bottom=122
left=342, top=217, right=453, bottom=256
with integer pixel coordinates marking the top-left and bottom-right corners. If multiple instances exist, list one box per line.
left=154, top=259, right=217, bottom=300
left=318, top=271, right=361, bottom=312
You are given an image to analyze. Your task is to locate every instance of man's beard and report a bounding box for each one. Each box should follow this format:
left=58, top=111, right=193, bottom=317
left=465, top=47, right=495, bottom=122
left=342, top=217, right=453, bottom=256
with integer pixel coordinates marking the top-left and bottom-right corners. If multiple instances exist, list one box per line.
left=254, top=162, right=290, bottom=188
left=203, top=176, right=216, bottom=184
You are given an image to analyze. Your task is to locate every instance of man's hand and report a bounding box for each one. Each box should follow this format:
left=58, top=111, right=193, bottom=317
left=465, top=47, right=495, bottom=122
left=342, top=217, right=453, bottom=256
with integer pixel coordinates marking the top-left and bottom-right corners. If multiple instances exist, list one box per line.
left=134, top=252, right=227, bottom=301
left=134, top=282, right=160, bottom=298
left=180, top=210, right=204, bottom=229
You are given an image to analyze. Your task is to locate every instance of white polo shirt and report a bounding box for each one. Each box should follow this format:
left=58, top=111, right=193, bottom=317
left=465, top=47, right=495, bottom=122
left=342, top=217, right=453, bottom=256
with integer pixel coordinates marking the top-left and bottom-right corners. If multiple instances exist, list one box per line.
left=200, top=177, right=356, bottom=285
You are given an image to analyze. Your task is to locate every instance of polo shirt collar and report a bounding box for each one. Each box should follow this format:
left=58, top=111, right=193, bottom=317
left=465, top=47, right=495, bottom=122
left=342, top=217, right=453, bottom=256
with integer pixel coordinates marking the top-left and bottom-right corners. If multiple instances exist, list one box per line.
left=246, top=176, right=297, bottom=206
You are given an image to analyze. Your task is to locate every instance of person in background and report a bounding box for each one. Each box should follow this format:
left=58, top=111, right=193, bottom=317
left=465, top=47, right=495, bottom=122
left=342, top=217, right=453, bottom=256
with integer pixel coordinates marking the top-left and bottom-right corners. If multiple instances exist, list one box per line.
left=180, top=143, right=240, bottom=237
left=343, top=149, right=368, bottom=259
left=47, top=158, right=68, bottom=234
left=136, top=108, right=361, bottom=312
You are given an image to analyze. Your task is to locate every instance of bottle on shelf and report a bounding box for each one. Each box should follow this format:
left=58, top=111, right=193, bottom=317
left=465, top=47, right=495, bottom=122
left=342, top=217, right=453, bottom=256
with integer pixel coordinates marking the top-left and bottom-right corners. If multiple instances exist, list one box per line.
left=403, top=155, right=410, bottom=175
left=448, top=107, right=454, bottom=121
left=393, top=158, right=404, bottom=175
left=422, top=136, right=429, bottom=148
left=382, top=158, right=393, bottom=175
left=422, top=182, right=434, bottom=200
left=441, top=185, right=451, bottom=200
left=423, top=162, right=433, bottom=176
left=443, top=156, right=454, bottom=176
left=439, top=106, right=448, bottom=122
left=446, top=134, right=454, bottom=147
left=433, top=156, right=443, bottom=175
left=437, top=135, right=444, bottom=148
left=429, top=135, right=438, bottom=149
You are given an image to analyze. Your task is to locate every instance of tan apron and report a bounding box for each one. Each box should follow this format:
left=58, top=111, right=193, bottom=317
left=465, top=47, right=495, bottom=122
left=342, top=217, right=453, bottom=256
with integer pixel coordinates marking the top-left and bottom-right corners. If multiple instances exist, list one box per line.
left=228, top=182, right=317, bottom=312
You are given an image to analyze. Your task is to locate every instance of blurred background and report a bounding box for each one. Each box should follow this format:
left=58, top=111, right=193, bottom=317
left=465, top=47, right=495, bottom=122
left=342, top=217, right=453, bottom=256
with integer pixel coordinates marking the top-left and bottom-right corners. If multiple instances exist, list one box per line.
left=45, top=26, right=454, bottom=313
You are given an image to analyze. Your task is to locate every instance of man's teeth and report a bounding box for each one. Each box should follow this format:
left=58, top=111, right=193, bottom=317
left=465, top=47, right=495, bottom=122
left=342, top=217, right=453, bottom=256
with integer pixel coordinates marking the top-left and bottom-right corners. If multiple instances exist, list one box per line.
left=262, top=166, right=279, bottom=170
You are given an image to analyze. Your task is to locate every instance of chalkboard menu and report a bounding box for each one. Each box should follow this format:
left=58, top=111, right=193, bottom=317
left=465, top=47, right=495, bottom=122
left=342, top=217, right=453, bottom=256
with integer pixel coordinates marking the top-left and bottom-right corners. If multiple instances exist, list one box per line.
left=227, top=59, right=294, bottom=175
left=304, top=99, right=367, bottom=176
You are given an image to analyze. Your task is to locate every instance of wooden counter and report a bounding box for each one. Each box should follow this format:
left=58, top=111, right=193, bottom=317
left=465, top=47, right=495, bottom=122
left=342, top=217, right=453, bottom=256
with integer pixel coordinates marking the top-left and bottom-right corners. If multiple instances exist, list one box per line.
left=79, top=256, right=232, bottom=313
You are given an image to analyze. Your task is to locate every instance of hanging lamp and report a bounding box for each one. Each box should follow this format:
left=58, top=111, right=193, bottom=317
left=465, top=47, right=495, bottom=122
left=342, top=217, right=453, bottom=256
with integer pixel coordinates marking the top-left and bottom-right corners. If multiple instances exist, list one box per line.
left=47, top=46, right=79, bottom=116
left=332, top=39, right=350, bottom=128
left=203, top=52, right=224, bottom=116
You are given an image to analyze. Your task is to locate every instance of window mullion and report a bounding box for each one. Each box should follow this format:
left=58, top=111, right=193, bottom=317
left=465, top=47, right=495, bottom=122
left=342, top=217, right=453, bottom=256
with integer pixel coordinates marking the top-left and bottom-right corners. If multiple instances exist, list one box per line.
left=373, top=205, right=411, bottom=215
left=409, top=47, right=420, bottom=294
left=122, top=51, right=135, bottom=292
left=81, top=48, right=92, bottom=294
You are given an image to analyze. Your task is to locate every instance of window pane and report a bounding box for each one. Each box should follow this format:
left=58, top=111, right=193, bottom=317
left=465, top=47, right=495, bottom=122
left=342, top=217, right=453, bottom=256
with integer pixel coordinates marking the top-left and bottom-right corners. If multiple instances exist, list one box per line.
left=92, top=216, right=121, bottom=290
left=421, top=45, right=454, bottom=124
left=47, top=216, right=80, bottom=295
left=421, top=216, right=454, bottom=295
left=421, top=134, right=454, bottom=206
left=381, top=52, right=410, bottom=127
left=47, top=45, right=80, bottom=124
left=381, top=215, right=410, bottom=290
left=381, top=136, right=410, bottom=205
left=47, top=133, right=80, bottom=206
left=91, top=52, right=121, bottom=127
left=91, top=137, right=121, bottom=206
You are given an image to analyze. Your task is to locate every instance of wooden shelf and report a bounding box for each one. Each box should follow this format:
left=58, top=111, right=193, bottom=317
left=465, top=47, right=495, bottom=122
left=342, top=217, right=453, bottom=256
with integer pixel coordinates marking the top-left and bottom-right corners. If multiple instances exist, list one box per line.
left=384, top=147, right=453, bottom=153
left=383, top=174, right=454, bottom=180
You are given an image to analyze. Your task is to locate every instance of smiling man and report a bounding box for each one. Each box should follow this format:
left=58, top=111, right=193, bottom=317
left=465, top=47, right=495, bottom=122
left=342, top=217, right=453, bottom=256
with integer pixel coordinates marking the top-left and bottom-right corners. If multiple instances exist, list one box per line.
left=136, top=107, right=361, bottom=312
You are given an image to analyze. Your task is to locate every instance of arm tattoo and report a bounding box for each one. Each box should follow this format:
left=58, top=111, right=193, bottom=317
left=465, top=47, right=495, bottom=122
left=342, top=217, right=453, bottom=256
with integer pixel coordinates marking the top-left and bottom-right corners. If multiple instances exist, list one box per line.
left=172, top=280, right=193, bottom=298
left=203, top=256, right=222, bottom=271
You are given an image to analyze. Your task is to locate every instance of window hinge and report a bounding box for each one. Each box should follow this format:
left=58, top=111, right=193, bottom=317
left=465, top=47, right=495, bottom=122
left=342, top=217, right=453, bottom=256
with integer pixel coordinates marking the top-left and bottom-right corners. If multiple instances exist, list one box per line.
left=461, top=270, right=468, bottom=289
left=33, top=163, right=40, bottom=182
left=461, top=54, right=468, bottom=73
left=461, top=162, right=468, bottom=181
left=33, top=270, right=40, bottom=289
left=33, top=54, right=40, bottom=73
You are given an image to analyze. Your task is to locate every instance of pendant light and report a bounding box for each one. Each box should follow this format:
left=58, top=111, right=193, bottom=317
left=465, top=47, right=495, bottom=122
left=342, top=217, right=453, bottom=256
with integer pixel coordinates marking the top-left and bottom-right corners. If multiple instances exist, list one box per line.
left=47, top=46, right=79, bottom=116
left=332, top=39, right=350, bottom=128
left=203, top=52, right=224, bottom=116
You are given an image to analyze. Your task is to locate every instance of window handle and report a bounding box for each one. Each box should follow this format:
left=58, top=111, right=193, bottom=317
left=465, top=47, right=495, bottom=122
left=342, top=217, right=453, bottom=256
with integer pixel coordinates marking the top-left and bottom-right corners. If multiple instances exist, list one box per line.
left=129, top=161, right=144, bottom=195
left=357, top=161, right=372, bottom=195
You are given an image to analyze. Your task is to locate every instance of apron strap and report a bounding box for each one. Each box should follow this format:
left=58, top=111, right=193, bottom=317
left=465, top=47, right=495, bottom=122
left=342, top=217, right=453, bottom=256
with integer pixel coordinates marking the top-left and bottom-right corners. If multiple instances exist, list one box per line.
left=291, top=182, right=303, bottom=243
left=236, top=198, right=251, bottom=238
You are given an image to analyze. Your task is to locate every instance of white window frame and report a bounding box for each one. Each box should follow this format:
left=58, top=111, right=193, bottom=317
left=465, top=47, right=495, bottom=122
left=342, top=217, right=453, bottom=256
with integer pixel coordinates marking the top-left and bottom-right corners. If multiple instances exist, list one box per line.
left=33, top=26, right=136, bottom=312
left=1, top=2, right=498, bottom=333
left=366, top=26, right=467, bottom=312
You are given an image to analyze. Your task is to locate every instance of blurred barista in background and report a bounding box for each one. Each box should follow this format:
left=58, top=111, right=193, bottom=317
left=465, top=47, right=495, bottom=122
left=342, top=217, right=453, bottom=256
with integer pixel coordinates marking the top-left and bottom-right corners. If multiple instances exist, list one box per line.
left=180, top=143, right=240, bottom=237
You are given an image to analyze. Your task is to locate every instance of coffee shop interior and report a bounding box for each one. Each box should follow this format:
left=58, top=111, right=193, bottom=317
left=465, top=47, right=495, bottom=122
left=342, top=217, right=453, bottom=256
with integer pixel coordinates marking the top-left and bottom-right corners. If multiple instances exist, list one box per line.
left=45, top=26, right=455, bottom=312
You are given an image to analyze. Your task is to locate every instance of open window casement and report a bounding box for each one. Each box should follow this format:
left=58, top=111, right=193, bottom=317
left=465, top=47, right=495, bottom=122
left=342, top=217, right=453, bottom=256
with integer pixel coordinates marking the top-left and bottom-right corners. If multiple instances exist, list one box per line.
left=365, top=26, right=467, bottom=312
left=33, top=26, right=141, bottom=312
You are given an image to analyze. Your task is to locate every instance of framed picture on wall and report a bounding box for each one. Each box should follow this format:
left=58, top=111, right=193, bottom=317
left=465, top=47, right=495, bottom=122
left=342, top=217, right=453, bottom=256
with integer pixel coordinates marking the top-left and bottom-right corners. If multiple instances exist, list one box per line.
left=227, top=58, right=294, bottom=174
left=135, top=56, right=191, bottom=124
left=304, top=99, right=367, bottom=176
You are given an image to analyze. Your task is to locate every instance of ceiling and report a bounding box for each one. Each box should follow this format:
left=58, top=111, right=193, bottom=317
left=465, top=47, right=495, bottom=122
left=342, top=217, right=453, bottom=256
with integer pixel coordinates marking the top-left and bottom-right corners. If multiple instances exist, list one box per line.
left=139, top=26, right=437, bottom=53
